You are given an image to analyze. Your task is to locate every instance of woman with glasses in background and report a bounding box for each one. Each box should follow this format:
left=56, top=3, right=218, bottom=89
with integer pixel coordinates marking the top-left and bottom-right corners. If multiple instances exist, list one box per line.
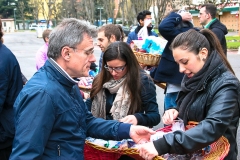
left=85, top=41, right=160, bottom=127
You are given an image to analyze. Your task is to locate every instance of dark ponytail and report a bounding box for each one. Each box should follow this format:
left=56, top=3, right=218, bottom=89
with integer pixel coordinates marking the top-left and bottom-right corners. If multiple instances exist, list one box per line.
left=200, top=29, right=234, bottom=74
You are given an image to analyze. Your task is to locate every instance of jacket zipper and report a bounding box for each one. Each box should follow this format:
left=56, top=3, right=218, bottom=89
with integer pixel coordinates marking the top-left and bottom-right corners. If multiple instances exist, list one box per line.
left=57, top=145, right=61, bottom=156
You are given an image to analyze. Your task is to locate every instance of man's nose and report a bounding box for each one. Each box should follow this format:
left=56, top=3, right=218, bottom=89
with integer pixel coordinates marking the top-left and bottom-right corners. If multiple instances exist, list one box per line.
left=97, top=41, right=100, bottom=46
left=89, top=54, right=96, bottom=63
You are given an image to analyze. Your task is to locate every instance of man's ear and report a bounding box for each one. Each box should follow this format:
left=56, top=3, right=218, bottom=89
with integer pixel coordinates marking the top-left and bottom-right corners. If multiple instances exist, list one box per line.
left=139, top=19, right=144, bottom=26
left=61, top=46, right=71, bottom=61
left=110, top=34, right=116, bottom=42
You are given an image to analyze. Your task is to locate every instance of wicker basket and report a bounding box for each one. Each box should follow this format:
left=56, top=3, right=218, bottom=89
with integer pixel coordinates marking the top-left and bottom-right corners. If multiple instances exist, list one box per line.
left=84, top=140, right=164, bottom=160
left=84, top=122, right=229, bottom=160
left=134, top=51, right=161, bottom=66
left=156, top=122, right=230, bottom=160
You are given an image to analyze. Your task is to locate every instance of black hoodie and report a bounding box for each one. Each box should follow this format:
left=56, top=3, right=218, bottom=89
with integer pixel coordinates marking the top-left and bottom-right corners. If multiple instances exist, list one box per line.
left=209, top=19, right=228, bottom=55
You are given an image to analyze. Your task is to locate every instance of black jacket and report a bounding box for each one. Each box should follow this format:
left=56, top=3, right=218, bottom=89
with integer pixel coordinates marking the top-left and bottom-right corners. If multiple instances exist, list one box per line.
left=209, top=19, right=228, bottom=55
left=0, top=42, right=23, bottom=149
left=153, top=63, right=240, bottom=159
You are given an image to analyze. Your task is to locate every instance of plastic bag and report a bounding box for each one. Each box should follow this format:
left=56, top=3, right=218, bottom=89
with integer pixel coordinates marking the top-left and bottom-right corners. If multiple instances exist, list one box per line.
left=137, top=19, right=152, bottom=40
left=141, top=36, right=168, bottom=54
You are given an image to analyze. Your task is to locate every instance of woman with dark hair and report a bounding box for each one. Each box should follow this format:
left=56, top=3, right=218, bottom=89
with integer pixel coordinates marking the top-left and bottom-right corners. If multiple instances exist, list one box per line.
left=86, top=41, right=160, bottom=126
left=86, top=41, right=160, bottom=159
left=137, top=29, right=240, bottom=160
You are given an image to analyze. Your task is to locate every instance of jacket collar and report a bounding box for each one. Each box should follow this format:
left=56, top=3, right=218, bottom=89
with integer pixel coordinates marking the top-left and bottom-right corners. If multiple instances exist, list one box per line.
left=44, top=59, right=78, bottom=90
left=200, top=63, right=226, bottom=91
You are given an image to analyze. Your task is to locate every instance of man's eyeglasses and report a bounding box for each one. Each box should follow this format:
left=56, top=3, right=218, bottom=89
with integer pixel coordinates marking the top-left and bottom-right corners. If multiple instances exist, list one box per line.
left=104, top=64, right=126, bottom=73
left=70, top=47, right=94, bottom=56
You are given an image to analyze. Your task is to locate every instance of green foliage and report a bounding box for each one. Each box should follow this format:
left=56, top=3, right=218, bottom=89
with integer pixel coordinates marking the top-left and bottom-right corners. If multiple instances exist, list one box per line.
left=226, top=36, right=240, bottom=49
left=0, top=0, right=15, bottom=18
left=153, top=29, right=159, bottom=34
left=0, top=0, right=32, bottom=19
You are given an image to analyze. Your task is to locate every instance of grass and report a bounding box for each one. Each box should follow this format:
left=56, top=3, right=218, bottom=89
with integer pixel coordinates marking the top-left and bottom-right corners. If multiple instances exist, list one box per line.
left=226, top=36, right=240, bottom=41
left=226, top=36, right=240, bottom=49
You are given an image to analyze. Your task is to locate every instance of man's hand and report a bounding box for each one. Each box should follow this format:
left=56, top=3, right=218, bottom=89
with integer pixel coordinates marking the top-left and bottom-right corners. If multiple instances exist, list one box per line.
left=137, top=142, right=158, bottom=160
left=129, top=125, right=156, bottom=144
left=180, top=12, right=192, bottom=22
left=119, top=115, right=138, bottom=125
left=162, top=109, right=179, bottom=125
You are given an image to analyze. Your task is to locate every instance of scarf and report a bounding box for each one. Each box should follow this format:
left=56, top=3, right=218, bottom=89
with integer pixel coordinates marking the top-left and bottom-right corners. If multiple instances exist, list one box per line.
left=204, top=18, right=217, bottom=29
left=177, top=50, right=223, bottom=124
left=91, top=76, right=131, bottom=120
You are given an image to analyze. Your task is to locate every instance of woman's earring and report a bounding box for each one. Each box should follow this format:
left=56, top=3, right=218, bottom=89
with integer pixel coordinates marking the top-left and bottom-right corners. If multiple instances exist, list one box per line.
left=202, top=58, right=206, bottom=61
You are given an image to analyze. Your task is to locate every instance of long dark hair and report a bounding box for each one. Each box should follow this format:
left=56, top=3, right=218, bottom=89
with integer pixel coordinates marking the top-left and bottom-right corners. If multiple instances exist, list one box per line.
left=171, top=29, right=234, bottom=74
left=90, top=41, right=142, bottom=114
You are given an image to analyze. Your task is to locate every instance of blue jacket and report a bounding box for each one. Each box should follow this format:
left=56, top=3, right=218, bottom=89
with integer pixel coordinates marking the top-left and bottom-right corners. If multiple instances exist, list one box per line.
left=10, top=60, right=131, bottom=160
left=86, top=70, right=160, bottom=127
left=150, top=12, right=194, bottom=84
left=0, top=42, right=23, bottom=149
left=127, top=25, right=158, bottom=44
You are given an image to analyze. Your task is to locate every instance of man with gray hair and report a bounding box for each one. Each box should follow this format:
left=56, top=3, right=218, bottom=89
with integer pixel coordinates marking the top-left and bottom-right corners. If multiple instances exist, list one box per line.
left=10, top=18, right=155, bottom=159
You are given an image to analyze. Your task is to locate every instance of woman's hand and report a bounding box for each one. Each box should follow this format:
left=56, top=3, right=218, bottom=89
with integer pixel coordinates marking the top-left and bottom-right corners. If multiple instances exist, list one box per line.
left=162, top=109, right=179, bottom=125
left=119, top=115, right=138, bottom=125
left=137, top=142, right=158, bottom=160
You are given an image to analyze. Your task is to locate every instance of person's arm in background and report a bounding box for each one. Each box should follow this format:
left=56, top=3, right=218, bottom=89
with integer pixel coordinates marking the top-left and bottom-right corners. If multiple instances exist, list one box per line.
left=0, top=69, right=8, bottom=114
left=127, top=31, right=138, bottom=44
left=36, top=44, right=48, bottom=70
left=159, top=12, right=193, bottom=41
left=135, top=73, right=160, bottom=127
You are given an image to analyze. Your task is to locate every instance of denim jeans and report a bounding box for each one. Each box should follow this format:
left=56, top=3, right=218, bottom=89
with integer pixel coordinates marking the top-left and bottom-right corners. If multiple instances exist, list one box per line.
left=164, top=92, right=179, bottom=111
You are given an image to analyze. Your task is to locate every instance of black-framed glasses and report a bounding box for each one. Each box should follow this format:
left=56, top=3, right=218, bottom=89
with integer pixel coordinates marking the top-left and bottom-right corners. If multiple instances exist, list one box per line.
left=104, top=64, right=126, bottom=73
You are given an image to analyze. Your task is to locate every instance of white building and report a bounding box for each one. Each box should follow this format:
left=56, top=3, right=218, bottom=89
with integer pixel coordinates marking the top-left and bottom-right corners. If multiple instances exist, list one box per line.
left=1, top=19, right=15, bottom=33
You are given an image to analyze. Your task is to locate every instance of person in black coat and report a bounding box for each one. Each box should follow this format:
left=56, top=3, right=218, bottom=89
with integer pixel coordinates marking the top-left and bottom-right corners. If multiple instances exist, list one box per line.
left=150, top=10, right=194, bottom=112
left=0, top=18, right=23, bottom=160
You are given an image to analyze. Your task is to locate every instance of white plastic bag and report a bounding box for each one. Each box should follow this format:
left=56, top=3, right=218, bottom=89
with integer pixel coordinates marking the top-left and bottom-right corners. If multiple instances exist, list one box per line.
left=137, top=19, right=152, bottom=40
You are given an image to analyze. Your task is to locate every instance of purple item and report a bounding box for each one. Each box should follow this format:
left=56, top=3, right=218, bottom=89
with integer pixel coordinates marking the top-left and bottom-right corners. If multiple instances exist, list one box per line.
left=36, top=43, right=49, bottom=70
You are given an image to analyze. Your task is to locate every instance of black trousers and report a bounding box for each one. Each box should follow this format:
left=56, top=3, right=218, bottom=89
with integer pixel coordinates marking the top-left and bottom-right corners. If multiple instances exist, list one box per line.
left=0, top=146, right=12, bottom=160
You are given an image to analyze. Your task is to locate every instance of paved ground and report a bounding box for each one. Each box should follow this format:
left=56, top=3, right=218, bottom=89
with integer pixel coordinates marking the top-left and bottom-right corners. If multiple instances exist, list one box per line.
left=3, top=31, right=240, bottom=159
